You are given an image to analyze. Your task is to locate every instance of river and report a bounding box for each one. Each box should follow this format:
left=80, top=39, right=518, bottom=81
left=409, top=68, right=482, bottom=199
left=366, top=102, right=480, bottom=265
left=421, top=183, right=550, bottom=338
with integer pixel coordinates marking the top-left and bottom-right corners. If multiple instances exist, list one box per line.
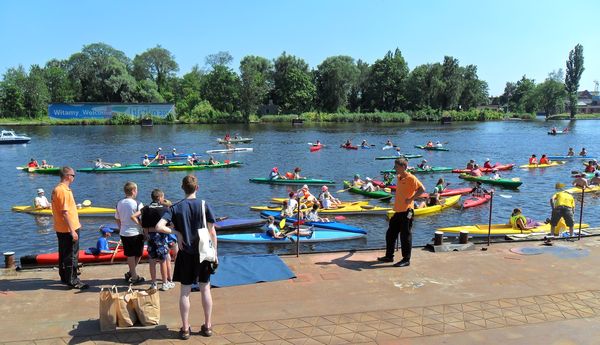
left=1, top=119, right=599, bottom=260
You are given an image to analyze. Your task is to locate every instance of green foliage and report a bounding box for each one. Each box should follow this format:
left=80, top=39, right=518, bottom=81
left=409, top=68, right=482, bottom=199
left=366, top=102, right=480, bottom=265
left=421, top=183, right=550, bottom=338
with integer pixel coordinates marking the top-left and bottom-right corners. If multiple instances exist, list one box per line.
left=314, top=56, right=359, bottom=113
left=272, top=52, right=315, bottom=114
left=240, top=56, right=273, bottom=120
left=536, top=72, right=566, bottom=116
left=132, top=45, right=179, bottom=94
left=409, top=109, right=506, bottom=121
left=200, top=65, right=241, bottom=113
left=565, top=44, right=584, bottom=118
left=107, top=113, right=138, bottom=125
left=361, top=49, right=409, bottom=112
left=259, top=112, right=410, bottom=123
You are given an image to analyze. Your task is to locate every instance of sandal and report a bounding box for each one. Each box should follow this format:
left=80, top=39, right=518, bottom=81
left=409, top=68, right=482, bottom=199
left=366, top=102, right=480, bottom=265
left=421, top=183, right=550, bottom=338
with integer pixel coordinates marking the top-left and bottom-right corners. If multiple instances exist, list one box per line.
left=128, top=276, right=145, bottom=284
left=179, top=326, right=191, bottom=340
left=200, top=324, right=213, bottom=337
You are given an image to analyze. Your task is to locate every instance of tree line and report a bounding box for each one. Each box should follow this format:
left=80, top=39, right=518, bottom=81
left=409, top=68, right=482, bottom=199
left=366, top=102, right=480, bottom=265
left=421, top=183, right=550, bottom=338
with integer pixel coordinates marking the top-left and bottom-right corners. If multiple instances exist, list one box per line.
left=0, top=42, right=584, bottom=122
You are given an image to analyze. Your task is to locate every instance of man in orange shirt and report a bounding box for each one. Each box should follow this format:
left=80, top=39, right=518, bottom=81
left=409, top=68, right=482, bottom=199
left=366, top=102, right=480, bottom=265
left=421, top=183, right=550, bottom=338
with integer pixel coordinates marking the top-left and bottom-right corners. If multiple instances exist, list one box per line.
left=378, top=158, right=425, bottom=267
left=51, top=166, right=88, bottom=290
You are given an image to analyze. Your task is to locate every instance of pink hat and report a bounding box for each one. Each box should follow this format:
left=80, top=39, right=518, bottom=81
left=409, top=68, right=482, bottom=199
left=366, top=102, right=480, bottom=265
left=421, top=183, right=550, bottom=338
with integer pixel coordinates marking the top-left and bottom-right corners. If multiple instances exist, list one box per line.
left=321, top=186, right=328, bottom=191
left=272, top=167, right=278, bottom=172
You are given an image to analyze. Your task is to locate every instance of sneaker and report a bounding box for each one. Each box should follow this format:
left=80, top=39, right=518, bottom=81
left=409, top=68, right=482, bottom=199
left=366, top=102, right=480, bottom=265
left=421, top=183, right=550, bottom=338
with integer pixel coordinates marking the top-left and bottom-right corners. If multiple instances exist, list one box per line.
left=124, top=272, right=132, bottom=281
left=128, top=276, right=145, bottom=284
left=150, top=282, right=158, bottom=290
left=167, top=281, right=176, bottom=289
left=179, top=326, right=191, bottom=340
left=70, top=282, right=89, bottom=290
left=160, top=282, right=171, bottom=291
left=377, top=256, right=394, bottom=263
left=199, top=324, right=213, bottom=337
left=393, top=260, right=410, bottom=268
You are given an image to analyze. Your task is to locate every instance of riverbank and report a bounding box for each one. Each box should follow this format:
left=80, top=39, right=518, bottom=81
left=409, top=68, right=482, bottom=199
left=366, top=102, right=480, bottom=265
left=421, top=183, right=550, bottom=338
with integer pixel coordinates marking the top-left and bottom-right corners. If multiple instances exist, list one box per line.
left=3, top=236, right=600, bottom=344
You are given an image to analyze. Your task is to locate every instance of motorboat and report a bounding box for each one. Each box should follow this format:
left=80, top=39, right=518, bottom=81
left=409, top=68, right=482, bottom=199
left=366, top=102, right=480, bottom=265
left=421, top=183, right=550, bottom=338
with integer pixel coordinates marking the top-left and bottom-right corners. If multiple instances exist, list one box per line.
left=0, top=130, right=31, bottom=144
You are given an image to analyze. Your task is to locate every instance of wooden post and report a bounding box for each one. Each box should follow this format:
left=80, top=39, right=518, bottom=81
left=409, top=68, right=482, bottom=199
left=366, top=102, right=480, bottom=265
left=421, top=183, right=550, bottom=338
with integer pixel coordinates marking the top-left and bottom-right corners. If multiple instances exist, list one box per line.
left=434, top=231, right=444, bottom=246
left=578, top=187, right=585, bottom=240
left=3, top=251, right=15, bottom=269
left=487, top=191, right=494, bottom=246
left=296, top=196, right=301, bottom=257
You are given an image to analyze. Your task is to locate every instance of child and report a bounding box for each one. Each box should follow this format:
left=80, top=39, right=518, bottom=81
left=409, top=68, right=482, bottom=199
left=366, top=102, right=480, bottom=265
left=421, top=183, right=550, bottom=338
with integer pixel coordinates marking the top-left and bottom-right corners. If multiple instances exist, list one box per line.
left=265, top=216, right=285, bottom=238
left=306, top=204, right=330, bottom=222
left=95, top=226, right=118, bottom=254
left=116, top=181, right=144, bottom=284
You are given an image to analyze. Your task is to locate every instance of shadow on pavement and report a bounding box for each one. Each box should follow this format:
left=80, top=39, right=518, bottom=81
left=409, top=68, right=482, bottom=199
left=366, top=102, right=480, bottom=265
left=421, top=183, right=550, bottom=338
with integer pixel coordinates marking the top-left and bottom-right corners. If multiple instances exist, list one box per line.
left=314, top=250, right=383, bottom=271
left=67, top=320, right=175, bottom=344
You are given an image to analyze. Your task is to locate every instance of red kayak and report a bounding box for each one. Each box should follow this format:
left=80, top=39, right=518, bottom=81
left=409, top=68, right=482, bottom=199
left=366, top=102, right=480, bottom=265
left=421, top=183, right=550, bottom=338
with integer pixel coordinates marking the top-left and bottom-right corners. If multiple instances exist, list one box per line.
left=452, top=164, right=515, bottom=174
left=341, top=144, right=358, bottom=150
left=20, top=246, right=155, bottom=266
left=462, top=194, right=492, bottom=209
left=419, top=188, right=473, bottom=198
left=310, top=144, right=323, bottom=152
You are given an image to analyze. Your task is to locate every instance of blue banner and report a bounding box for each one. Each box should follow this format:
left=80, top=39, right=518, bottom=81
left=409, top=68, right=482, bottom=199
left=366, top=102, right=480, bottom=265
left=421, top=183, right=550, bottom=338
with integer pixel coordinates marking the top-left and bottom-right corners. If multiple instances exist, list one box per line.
left=48, top=103, right=175, bottom=120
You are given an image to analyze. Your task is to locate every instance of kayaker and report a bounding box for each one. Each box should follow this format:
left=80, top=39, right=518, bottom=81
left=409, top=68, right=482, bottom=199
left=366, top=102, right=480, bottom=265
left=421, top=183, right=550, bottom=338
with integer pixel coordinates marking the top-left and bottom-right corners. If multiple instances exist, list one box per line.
left=224, top=133, right=230, bottom=142
left=352, top=174, right=364, bottom=187
left=549, top=191, right=575, bottom=237
left=94, top=226, right=118, bottom=254
left=382, top=172, right=395, bottom=186
left=378, top=158, right=425, bottom=268
left=551, top=126, right=557, bottom=134
left=572, top=175, right=589, bottom=189
left=417, top=159, right=430, bottom=170
left=426, top=190, right=441, bottom=206
left=395, top=147, right=404, bottom=156
left=539, top=154, right=550, bottom=165
left=433, top=178, right=446, bottom=194
left=584, top=161, right=596, bottom=173
left=268, top=167, right=285, bottom=180
left=318, top=185, right=341, bottom=209
left=191, top=153, right=200, bottom=164
left=361, top=177, right=379, bottom=192
left=95, top=158, right=113, bottom=169
left=186, top=156, right=195, bottom=166
left=590, top=172, right=600, bottom=185
left=483, top=158, right=493, bottom=169
left=470, top=164, right=483, bottom=177
left=360, top=139, right=369, bottom=148
left=579, top=148, right=587, bottom=156
left=115, top=181, right=145, bottom=284
left=40, top=160, right=51, bottom=169
left=306, top=204, right=330, bottom=222
left=27, top=158, right=39, bottom=168
left=225, top=142, right=234, bottom=150
left=563, top=127, right=569, bottom=133
left=471, top=181, right=489, bottom=197
left=298, top=185, right=318, bottom=205
left=466, top=159, right=475, bottom=170
left=34, top=188, right=51, bottom=209
left=490, top=169, right=501, bottom=180
left=529, top=154, right=538, bottom=165
left=567, top=148, right=575, bottom=156
left=142, top=154, right=151, bottom=166
left=314, top=140, right=322, bottom=147
left=509, top=208, right=542, bottom=230
left=435, top=141, right=443, bottom=148
left=264, top=216, right=285, bottom=239
left=208, top=156, right=219, bottom=165
left=426, top=141, right=434, bottom=148
left=343, top=139, right=352, bottom=148
left=293, top=167, right=303, bottom=179
left=172, top=148, right=178, bottom=156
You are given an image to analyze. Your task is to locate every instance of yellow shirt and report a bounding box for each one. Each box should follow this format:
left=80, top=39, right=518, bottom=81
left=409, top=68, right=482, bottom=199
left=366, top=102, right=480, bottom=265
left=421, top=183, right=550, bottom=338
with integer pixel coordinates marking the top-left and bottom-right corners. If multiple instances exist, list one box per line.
left=553, top=191, right=574, bottom=208
left=393, top=173, right=424, bottom=212
left=51, top=183, right=81, bottom=233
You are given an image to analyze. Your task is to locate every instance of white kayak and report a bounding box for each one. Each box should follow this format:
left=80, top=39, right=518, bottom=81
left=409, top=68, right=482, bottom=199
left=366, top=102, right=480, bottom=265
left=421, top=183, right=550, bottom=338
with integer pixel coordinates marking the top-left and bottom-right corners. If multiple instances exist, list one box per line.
left=206, top=148, right=253, bottom=154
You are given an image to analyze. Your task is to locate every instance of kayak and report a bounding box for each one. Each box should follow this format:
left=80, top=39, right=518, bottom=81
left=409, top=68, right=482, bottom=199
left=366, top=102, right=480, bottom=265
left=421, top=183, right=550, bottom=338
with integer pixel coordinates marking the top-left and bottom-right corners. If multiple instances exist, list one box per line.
left=310, top=144, right=323, bottom=152
left=126, top=162, right=187, bottom=169
left=519, top=161, right=566, bottom=169
left=547, top=155, right=596, bottom=160
left=12, top=205, right=115, bottom=217
left=214, top=218, right=266, bottom=231
left=414, top=145, right=449, bottom=151
left=437, top=222, right=589, bottom=236
left=217, top=137, right=253, bottom=144
left=382, top=145, right=394, bottom=150
left=375, top=154, right=423, bottom=160
left=564, top=185, right=600, bottom=194
left=380, top=167, right=453, bottom=174
left=342, top=181, right=393, bottom=201
left=20, top=246, right=152, bottom=266
left=270, top=198, right=369, bottom=207
left=360, top=145, right=371, bottom=149
left=418, top=187, right=473, bottom=198
left=459, top=174, right=522, bottom=188
left=77, top=165, right=152, bottom=173
left=18, top=166, right=61, bottom=174
left=452, top=164, right=515, bottom=173
left=218, top=230, right=366, bottom=244
left=341, top=145, right=358, bottom=150
left=259, top=210, right=367, bottom=234
left=386, top=195, right=461, bottom=219
left=249, top=178, right=335, bottom=185
left=251, top=204, right=392, bottom=215
left=168, top=161, right=242, bottom=171
left=462, top=194, right=492, bottom=209
left=206, top=148, right=253, bottom=154
left=548, top=131, right=568, bottom=135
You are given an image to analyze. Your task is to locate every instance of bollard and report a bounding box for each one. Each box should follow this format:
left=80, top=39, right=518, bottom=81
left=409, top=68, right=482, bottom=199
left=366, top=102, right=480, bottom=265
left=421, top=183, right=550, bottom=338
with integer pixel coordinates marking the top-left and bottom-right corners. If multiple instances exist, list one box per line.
left=434, top=231, right=444, bottom=246
left=3, top=251, right=15, bottom=269
left=459, top=231, right=469, bottom=244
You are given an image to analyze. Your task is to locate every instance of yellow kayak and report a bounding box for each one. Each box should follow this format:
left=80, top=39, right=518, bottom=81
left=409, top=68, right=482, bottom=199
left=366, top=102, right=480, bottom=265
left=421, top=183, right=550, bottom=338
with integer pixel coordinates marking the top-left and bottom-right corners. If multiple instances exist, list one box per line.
left=519, top=161, right=565, bottom=169
left=386, top=195, right=461, bottom=219
left=250, top=204, right=391, bottom=215
left=12, top=205, right=116, bottom=217
left=564, top=185, right=600, bottom=194
left=270, top=198, right=368, bottom=207
left=437, top=222, right=589, bottom=235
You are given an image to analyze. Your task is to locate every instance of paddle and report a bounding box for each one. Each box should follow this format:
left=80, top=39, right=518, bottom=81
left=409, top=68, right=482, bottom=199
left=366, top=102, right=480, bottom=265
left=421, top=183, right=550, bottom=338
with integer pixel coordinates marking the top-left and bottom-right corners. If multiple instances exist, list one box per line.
left=110, top=240, right=122, bottom=263
left=279, top=218, right=286, bottom=229
left=497, top=194, right=513, bottom=198
left=336, top=187, right=352, bottom=193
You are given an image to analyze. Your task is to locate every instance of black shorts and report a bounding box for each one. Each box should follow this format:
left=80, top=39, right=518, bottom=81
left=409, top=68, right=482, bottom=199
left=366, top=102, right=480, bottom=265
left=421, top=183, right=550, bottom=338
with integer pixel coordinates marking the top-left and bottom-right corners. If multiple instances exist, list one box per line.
left=173, top=250, right=212, bottom=285
left=121, top=234, right=145, bottom=257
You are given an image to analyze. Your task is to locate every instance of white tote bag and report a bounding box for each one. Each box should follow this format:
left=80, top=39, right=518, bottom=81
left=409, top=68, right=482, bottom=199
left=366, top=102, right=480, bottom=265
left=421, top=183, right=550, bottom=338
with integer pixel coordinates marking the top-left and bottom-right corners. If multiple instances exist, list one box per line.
left=198, top=200, right=216, bottom=263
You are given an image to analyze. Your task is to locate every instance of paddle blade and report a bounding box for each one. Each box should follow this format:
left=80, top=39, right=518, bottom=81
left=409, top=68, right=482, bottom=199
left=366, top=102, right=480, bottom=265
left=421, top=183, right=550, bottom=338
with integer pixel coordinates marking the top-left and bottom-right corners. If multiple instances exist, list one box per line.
left=334, top=216, right=346, bottom=220
left=279, top=218, right=286, bottom=229
left=555, top=182, right=565, bottom=189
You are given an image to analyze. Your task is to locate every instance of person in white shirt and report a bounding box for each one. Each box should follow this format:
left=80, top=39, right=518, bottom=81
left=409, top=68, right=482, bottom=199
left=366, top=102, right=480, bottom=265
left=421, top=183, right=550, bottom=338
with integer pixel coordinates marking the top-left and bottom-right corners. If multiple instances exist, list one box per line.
left=115, top=182, right=144, bottom=284
left=361, top=177, right=378, bottom=192
left=34, top=188, right=51, bottom=209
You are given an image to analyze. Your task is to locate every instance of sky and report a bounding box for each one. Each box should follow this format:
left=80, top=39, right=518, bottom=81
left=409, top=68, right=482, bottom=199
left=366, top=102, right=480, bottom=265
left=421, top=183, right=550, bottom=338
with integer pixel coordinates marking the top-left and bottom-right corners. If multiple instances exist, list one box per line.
left=0, top=0, right=598, bottom=96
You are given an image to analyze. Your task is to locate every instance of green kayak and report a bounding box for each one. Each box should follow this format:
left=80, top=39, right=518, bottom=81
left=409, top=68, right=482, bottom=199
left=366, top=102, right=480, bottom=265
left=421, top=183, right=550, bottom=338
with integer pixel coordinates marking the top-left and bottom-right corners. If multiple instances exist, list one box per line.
left=249, top=177, right=335, bottom=185
left=414, top=145, right=449, bottom=151
left=126, top=162, right=188, bottom=169
left=380, top=167, right=453, bottom=174
left=375, top=154, right=423, bottom=160
left=168, top=161, right=242, bottom=171
left=459, top=174, right=523, bottom=188
left=343, top=181, right=393, bottom=201
left=18, top=166, right=61, bottom=174
left=77, top=166, right=152, bottom=173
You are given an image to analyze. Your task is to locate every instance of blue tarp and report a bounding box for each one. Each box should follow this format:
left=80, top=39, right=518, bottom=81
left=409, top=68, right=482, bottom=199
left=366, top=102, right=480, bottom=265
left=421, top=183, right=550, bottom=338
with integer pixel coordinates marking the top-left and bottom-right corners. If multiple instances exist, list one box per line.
left=211, top=254, right=296, bottom=288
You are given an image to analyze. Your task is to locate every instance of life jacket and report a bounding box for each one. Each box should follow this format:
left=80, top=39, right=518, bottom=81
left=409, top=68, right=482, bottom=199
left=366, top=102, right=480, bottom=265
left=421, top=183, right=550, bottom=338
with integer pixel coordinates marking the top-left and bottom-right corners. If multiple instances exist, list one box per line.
left=510, top=214, right=527, bottom=229
left=529, top=158, right=537, bottom=164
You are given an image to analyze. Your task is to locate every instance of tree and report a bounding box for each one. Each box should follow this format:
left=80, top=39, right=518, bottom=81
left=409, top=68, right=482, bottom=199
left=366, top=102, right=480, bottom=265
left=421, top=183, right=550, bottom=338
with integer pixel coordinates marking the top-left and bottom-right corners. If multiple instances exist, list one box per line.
left=314, top=56, right=359, bottom=113
left=458, top=65, right=488, bottom=110
left=439, top=56, right=462, bottom=110
left=537, top=71, right=566, bottom=116
left=200, top=65, right=241, bottom=113
left=405, top=63, right=444, bottom=110
left=0, top=66, right=27, bottom=117
left=132, top=45, right=179, bottom=94
left=205, top=51, right=233, bottom=69
left=361, top=49, right=409, bottom=112
left=565, top=44, right=584, bottom=118
left=24, top=65, right=50, bottom=118
left=239, top=55, right=273, bottom=119
left=347, top=60, right=369, bottom=112
left=44, top=59, right=73, bottom=103
left=271, top=52, right=315, bottom=114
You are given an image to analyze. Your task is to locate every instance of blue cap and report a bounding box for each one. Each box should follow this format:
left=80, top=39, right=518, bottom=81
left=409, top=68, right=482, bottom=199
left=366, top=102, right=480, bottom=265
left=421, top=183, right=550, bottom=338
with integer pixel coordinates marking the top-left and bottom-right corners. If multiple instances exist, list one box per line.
left=100, top=226, right=114, bottom=234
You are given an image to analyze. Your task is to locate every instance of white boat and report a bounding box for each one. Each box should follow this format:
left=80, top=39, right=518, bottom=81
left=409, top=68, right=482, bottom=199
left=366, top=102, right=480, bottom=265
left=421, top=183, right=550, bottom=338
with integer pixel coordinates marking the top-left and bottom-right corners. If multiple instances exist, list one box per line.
left=0, top=130, right=31, bottom=144
left=216, top=137, right=253, bottom=144
left=206, top=147, right=253, bottom=154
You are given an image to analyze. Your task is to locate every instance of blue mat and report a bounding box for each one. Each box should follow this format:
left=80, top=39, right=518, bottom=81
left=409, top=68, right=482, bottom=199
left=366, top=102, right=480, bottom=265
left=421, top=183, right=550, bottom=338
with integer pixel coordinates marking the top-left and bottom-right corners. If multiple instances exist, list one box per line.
left=211, top=254, right=296, bottom=288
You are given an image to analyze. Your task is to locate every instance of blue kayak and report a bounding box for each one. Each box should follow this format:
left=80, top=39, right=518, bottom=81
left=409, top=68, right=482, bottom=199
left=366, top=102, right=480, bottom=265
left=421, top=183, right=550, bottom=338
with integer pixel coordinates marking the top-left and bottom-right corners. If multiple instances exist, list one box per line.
left=214, top=218, right=267, bottom=231
left=547, top=155, right=596, bottom=160
left=259, top=210, right=366, bottom=234
left=217, top=230, right=366, bottom=244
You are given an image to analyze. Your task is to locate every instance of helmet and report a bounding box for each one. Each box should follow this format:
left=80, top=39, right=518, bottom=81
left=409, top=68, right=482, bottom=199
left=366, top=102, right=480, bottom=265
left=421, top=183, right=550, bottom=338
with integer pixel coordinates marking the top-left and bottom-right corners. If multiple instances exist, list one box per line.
left=321, top=186, right=328, bottom=191
left=37, top=188, right=44, bottom=194
left=354, top=174, right=360, bottom=178
left=272, top=167, right=278, bottom=172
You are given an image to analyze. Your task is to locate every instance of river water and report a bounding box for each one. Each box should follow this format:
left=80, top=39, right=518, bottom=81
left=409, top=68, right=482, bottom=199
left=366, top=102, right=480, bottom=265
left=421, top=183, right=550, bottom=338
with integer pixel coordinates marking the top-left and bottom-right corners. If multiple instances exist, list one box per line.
left=2, top=120, right=599, bottom=260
